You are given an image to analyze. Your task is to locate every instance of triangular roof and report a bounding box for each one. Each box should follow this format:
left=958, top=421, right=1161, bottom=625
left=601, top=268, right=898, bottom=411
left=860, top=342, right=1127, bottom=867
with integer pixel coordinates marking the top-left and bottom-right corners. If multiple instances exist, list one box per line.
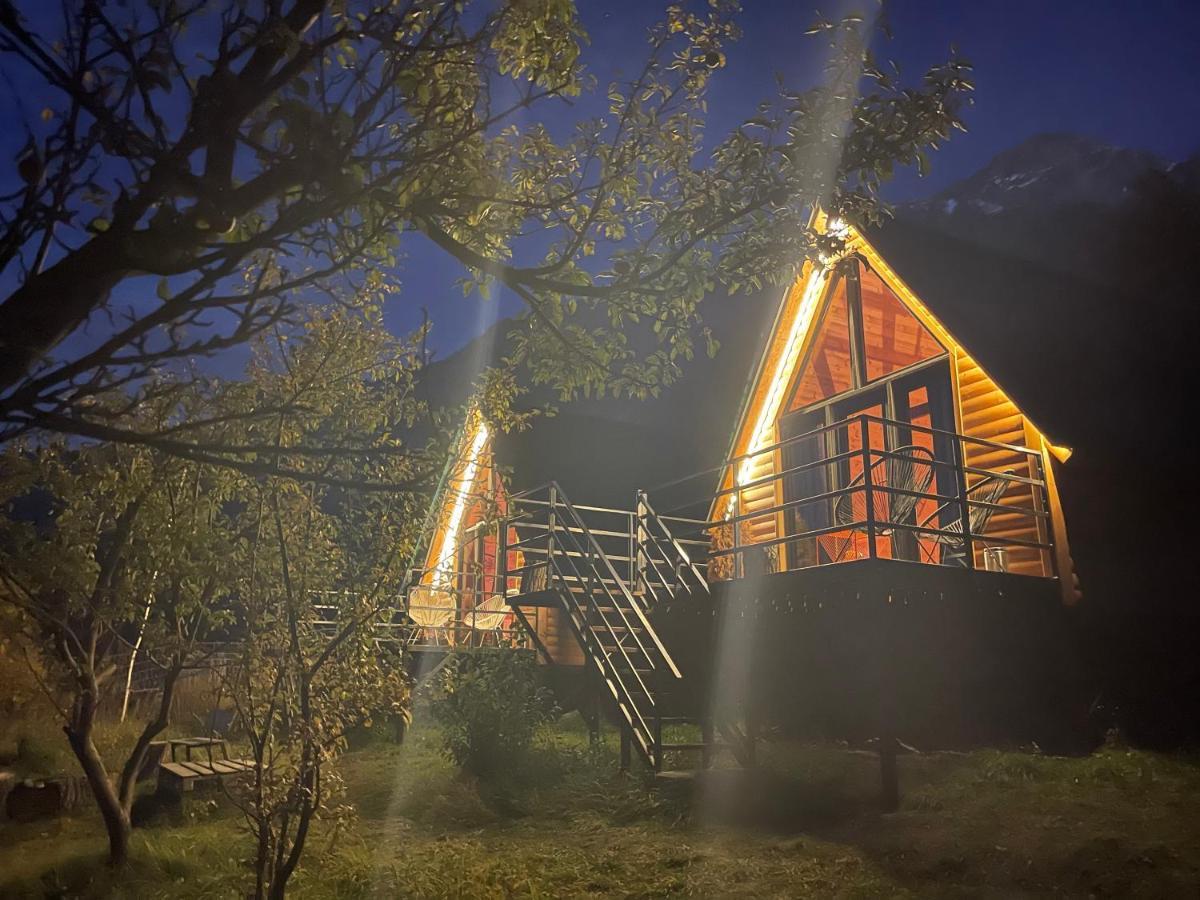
left=718, top=209, right=1071, bottom=514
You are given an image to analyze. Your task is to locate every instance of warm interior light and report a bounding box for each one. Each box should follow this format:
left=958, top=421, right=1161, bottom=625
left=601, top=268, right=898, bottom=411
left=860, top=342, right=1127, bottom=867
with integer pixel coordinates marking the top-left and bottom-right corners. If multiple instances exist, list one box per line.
left=432, top=418, right=490, bottom=588
left=732, top=265, right=830, bottom=509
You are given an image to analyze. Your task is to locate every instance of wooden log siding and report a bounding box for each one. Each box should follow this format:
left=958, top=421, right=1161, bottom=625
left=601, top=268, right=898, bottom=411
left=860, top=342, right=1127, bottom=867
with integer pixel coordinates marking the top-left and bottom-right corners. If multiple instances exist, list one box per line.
left=737, top=426, right=782, bottom=551
left=536, top=606, right=585, bottom=666
left=954, top=351, right=1049, bottom=577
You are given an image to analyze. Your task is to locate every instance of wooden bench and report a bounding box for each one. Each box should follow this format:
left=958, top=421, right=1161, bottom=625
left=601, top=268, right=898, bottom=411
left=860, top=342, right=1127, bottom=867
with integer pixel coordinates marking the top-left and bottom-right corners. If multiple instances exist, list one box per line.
left=157, top=737, right=252, bottom=794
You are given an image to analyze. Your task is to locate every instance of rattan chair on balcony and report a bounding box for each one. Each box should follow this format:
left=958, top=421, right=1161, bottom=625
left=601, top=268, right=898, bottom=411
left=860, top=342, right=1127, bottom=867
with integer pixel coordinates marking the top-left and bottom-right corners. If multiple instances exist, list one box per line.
left=465, top=592, right=509, bottom=632
left=822, top=444, right=936, bottom=563
left=406, top=584, right=456, bottom=645
left=916, top=470, right=1014, bottom=565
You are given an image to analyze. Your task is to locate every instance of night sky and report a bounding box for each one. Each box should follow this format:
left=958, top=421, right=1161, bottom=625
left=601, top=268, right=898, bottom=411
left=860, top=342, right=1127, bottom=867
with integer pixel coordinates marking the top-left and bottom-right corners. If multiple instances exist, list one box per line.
left=4, top=1, right=1199, bottom=358
left=388, top=0, right=1200, bottom=357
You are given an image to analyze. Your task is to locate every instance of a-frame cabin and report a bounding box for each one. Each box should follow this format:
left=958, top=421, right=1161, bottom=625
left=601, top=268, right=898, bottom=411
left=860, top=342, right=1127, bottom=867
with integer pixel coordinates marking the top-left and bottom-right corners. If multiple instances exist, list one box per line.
left=404, top=408, right=585, bottom=664
left=419, top=211, right=1083, bottom=781
left=405, top=409, right=525, bottom=651
left=708, top=209, right=1078, bottom=601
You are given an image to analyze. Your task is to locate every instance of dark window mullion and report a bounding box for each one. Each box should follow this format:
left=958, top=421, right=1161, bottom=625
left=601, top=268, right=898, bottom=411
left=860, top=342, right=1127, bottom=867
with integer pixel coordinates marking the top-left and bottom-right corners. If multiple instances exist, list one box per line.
left=845, top=259, right=869, bottom=388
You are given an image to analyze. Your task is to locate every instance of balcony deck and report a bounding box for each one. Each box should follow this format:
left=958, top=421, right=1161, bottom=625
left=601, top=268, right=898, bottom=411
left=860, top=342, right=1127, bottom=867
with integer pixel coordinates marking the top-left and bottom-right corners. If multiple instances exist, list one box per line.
left=651, top=412, right=1062, bottom=587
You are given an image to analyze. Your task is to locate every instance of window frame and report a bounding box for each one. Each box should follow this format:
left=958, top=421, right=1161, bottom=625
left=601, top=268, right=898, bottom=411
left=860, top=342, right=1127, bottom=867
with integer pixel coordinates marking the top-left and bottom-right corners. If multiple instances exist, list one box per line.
left=785, top=256, right=950, bottom=418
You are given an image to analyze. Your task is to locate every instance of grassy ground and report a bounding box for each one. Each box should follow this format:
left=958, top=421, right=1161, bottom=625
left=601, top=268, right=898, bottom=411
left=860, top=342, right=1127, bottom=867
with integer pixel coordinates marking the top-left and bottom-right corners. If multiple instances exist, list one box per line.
left=2, top=714, right=1199, bottom=898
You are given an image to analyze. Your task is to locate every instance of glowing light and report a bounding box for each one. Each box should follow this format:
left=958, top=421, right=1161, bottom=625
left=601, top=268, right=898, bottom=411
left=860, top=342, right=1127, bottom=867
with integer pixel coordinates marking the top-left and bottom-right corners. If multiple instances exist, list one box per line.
left=432, top=418, right=490, bottom=588
left=1049, top=444, right=1073, bottom=463
left=731, top=265, right=831, bottom=506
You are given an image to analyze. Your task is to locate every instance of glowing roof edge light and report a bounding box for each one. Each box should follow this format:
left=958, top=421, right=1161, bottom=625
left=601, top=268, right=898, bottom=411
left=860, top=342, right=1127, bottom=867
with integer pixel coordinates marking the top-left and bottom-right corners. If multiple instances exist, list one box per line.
left=432, top=419, right=490, bottom=588
left=731, top=263, right=831, bottom=510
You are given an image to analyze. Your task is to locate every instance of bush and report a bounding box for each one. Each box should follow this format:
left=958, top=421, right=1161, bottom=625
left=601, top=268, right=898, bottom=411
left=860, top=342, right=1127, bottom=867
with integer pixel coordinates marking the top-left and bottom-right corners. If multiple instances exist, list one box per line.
left=431, top=651, right=557, bottom=779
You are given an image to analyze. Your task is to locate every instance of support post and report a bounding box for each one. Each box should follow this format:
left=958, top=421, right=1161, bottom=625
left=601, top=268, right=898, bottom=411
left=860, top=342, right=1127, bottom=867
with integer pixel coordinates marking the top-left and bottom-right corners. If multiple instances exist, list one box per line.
left=744, top=704, right=758, bottom=769
left=879, top=730, right=899, bottom=812
left=878, top=591, right=900, bottom=812
left=586, top=675, right=601, bottom=746
left=653, top=711, right=663, bottom=773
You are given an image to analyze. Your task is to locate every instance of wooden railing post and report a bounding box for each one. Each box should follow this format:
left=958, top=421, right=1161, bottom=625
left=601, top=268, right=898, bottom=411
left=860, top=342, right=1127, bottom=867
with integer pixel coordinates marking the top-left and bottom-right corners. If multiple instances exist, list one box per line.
left=732, top=472, right=743, bottom=579
left=634, top=490, right=645, bottom=594
left=861, top=415, right=877, bottom=559
left=1032, top=453, right=1058, bottom=579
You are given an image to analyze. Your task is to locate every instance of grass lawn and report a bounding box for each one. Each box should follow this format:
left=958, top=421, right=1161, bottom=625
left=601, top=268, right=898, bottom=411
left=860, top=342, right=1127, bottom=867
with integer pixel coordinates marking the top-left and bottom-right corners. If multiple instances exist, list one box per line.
left=2, top=714, right=1200, bottom=898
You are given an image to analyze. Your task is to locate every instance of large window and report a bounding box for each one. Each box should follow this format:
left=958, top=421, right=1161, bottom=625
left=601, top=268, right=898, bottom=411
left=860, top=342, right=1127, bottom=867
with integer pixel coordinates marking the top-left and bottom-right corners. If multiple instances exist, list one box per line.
left=859, top=266, right=944, bottom=380
left=777, top=257, right=954, bottom=569
left=788, top=258, right=945, bottom=412
left=789, top=273, right=854, bottom=409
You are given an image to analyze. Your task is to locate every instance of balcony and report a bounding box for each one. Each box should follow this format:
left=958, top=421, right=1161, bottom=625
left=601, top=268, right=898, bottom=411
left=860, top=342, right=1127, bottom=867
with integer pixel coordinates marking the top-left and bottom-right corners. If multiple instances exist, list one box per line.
left=655, top=413, right=1060, bottom=583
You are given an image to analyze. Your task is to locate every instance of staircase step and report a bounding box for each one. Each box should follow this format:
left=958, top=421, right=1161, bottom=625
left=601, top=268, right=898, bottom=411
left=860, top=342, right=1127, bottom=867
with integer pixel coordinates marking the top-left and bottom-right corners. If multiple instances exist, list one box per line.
left=506, top=589, right=562, bottom=608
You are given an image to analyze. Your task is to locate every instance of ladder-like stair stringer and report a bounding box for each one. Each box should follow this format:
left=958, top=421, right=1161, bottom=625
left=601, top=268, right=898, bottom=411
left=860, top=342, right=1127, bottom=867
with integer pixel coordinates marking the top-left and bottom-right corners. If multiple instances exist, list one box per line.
left=505, top=483, right=750, bottom=772
left=509, top=483, right=681, bottom=770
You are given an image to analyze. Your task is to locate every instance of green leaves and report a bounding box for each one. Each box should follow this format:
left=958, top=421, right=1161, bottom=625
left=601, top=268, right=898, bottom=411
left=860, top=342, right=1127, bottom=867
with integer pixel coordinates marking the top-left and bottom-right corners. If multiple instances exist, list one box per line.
left=432, top=651, right=558, bottom=778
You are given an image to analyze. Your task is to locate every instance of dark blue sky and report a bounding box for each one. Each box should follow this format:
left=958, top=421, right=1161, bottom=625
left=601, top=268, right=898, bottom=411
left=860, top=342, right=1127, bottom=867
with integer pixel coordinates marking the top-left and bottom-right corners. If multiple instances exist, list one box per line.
left=5, top=2, right=1199, bottom=361
left=391, top=0, right=1200, bottom=356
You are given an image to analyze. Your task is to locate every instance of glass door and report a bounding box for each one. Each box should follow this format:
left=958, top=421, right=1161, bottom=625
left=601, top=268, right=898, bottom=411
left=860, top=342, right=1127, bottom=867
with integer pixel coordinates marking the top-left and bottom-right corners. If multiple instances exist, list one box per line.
left=779, top=408, right=829, bottom=570
left=829, top=390, right=890, bottom=561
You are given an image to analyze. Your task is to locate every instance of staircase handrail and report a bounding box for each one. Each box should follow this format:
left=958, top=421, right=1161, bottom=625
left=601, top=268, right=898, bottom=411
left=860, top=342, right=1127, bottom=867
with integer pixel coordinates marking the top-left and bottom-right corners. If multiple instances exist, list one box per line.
left=637, top=490, right=710, bottom=600
left=511, top=489, right=662, bottom=755
left=540, top=520, right=660, bottom=746
left=544, top=484, right=682, bottom=679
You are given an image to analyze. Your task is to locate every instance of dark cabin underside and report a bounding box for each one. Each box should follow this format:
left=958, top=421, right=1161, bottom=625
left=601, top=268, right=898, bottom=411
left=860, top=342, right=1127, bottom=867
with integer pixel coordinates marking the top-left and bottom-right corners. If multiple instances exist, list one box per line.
left=652, top=560, right=1078, bottom=749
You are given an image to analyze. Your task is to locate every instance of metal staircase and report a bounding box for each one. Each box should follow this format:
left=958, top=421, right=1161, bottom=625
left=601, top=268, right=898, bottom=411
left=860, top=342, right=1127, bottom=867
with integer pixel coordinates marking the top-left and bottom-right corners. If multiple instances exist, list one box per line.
left=503, top=483, right=746, bottom=771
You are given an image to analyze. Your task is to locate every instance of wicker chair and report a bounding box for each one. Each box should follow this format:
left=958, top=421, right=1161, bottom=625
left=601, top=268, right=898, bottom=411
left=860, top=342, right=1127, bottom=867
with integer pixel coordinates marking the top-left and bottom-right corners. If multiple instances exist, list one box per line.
left=822, top=444, right=936, bottom=562
left=916, top=470, right=1014, bottom=565
left=406, top=584, right=456, bottom=645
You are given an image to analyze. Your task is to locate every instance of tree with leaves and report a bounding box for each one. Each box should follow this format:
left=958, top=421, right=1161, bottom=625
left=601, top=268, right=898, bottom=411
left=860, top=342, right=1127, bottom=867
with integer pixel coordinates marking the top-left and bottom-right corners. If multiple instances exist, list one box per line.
left=0, top=436, right=236, bottom=866
left=0, top=293, right=471, bottom=874
left=0, top=0, right=971, bottom=461
left=204, top=303, right=442, bottom=898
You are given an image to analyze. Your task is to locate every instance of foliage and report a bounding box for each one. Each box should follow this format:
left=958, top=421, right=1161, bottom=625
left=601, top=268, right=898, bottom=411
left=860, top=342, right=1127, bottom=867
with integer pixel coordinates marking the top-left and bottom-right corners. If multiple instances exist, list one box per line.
left=431, top=650, right=557, bottom=779
left=160, top=302, right=428, bottom=899
left=0, top=429, right=237, bottom=865
left=0, top=0, right=972, bottom=457
left=0, top=293, right=439, bottom=891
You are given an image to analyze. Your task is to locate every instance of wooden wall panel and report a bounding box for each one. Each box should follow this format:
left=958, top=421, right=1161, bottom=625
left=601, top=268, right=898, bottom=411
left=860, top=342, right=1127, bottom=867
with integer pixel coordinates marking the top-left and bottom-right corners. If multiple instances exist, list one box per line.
left=535, top=606, right=585, bottom=666
left=953, top=352, right=1049, bottom=577
left=737, top=425, right=780, bottom=550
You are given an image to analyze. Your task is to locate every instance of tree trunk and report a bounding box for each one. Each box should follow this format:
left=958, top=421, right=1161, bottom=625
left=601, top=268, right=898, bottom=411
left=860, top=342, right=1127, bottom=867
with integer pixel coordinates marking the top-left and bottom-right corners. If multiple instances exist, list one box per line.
left=64, top=719, right=132, bottom=866
left=117, top=661, right=182, bottom=812
left=63, top=659, right=182, bottom=867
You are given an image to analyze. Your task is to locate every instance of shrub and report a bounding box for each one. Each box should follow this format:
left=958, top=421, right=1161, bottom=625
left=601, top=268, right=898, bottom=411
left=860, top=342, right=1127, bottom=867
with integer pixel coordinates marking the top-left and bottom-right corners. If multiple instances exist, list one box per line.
left=432, top=651, right=557, bottom=779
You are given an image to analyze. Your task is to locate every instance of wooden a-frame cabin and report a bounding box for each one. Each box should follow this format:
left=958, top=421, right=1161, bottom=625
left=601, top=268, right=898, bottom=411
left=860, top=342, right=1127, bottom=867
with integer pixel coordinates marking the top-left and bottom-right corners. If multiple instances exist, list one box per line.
left=401, top=211, right=1082, bottom=789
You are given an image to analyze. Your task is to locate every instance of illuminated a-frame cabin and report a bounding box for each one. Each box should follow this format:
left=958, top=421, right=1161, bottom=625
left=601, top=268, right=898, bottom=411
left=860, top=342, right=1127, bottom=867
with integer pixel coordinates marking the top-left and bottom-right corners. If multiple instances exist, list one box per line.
left=405, top=211, right=1081, bottom=783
